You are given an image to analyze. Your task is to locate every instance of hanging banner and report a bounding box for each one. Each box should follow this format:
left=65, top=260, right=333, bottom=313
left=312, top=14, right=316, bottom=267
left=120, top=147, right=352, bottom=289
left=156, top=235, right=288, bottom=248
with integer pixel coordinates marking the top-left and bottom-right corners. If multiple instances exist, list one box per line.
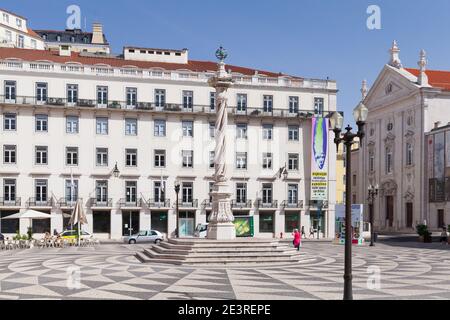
left=434, top=132, right=445, bottom=179
left=427, top=135, right=434, bottom=180
left=310, top=117, right=329, bottom=201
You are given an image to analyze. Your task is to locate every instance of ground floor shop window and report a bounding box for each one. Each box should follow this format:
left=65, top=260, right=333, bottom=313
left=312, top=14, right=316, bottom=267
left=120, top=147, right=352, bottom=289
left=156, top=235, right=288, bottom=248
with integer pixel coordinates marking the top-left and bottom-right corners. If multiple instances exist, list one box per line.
left=285, top=212, right=300, bottom=233
left=151, top=211, right=168, bottom=233
left=122, top=211, right=140, bottom=236
left=93, top=211, right=111, bottom=233
left=259, top=212, right=274, bottom=233
left=310, top=211, right=326, bottom=235
left=0, top=211, right=19, bottom=233
left=32, top=213, right=51, bottom=233
left=179, top=211, right=195, bottom=237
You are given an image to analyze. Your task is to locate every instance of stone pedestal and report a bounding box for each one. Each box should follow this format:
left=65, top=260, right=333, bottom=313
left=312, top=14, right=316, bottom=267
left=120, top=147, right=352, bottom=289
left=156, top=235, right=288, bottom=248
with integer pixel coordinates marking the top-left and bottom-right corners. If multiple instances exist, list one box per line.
left=207, top=181, right=236, bottom=240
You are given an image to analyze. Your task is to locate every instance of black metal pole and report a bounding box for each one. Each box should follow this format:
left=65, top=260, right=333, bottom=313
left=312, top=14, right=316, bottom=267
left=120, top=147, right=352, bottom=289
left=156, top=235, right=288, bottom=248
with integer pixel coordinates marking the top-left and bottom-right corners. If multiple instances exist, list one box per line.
left=369, top=199, right=375, bottom=247
left=175, top=189, right=179, bottom=238
left=317, top=203, right=321, bottom=240
left=344, top=139, right=353, bottom=300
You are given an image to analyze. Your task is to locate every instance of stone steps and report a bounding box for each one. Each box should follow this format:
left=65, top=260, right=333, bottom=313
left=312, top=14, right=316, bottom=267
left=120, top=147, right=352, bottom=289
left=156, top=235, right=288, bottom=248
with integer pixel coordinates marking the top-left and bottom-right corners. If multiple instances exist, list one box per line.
left=136, top=238, right=309, bottom=266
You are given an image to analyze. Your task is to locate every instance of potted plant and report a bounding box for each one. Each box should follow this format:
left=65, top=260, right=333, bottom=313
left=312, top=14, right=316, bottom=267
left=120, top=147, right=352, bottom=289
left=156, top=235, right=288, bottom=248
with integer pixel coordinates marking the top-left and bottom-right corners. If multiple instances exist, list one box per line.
left=416, top=224, right=432, bottom=243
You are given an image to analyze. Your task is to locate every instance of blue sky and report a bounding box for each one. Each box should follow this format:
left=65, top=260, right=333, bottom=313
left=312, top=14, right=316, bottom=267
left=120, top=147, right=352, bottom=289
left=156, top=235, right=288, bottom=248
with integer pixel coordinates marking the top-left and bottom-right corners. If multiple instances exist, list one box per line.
left=4, top=0, right=450, bottom=125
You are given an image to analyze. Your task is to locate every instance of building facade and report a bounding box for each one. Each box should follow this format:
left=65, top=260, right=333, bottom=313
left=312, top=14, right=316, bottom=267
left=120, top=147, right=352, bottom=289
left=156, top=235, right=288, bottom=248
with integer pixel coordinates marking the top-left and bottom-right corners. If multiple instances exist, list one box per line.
left=0, top=9, right=45, bottom=50
left=358, top=41, right=450, bottom=232
left=0, top=44, right=337, bottom=240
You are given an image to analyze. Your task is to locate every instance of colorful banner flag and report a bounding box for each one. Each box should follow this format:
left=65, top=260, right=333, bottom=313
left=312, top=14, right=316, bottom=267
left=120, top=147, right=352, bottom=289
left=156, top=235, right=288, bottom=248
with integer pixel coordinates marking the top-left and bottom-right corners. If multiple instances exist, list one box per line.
left=310, top=117, right=329, bottom=201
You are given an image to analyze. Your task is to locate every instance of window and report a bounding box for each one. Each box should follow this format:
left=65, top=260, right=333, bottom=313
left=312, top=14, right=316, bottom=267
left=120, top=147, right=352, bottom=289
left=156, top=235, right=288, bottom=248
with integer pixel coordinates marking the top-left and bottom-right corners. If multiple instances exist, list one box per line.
left=386, top=148, right=393, bottom=174
left=3, top=145, right=16, bottom=164
left=35, top=179, right=48, bottom=203
left=2, top=13, right=9, bottom=23
left=16, top=18, right=22, bottom=27
left=125, top=149, right=137, bottom=167
left=96, top=148, right=108, bottom=166
left=288, top=184, right=298, bottom=204
left=154, top=181, right=166, bottom=202
left=352, top=174, right=356, bottom=186
left=406, top=143, right=413, bottom=166
left=96, top=117, right=108, bottom=135
left=288, top=153, right=299, bottom=170
left=125, top=181, right=137, bottom=203
left=259, top=213, right=274, bottom=233
left=5, top=30, right=12, bottom=43
left=288, top=126, right=299, bottom=141
left=369, top=151, right=375, bottom=172
left=66, top=147, right=78, bottom=166
left=208, top=182, right=214, bottom=203
left=182, top=90, right=193, bottom=110
left=35, top=114, right=48, bottom=132
left=36, top=83, right=48, bottom=104
left=182, top=182, right=193, bottom=203
left=210, top=92, right=216, bottom=111
left=209, top=151, right=215, bottom=169
left=262, top=124, right=273, bottom=140
left=126, top=87, right=137, bottom=108
left=67, top=84, right=78, bottom=104
left=66, top=116, right=79, bottom=133
left=262, top=153, right=273, bottom=169
left=263, top=95, right=273, bottom=113
left=154, top=150, right=166, bottom=168
left=65, top=179, right=79, bottom=201
left=209, top=122, right=215, bottom=138
left=4, top=179, right=16, bottom=202
left=97, top=86, right=108, bottom=107
left=154, top=120, right=166, bottom=137
left=155, top=89, right=165, bottom=107
left=182, top=121, right=194, bottom=137
left=236, top=123, right=247, bottom=139
left=35, top=146, right=48, bottom=165
left=314, top=97, right=324, bottom=114
left=96, top=181, right=108, bottom=203
left=17, top=35, right=24, bottom=48
left=237, top=94, right=247, bottom=112
left=289, top=96, right=299, bottom=113
left=285, top=213, right=300, bottom=233
left=182, top=150, right=193, bottom=168
left=236, top=183, right=247, bottom=203
left=3, top=113, right=16, bottom=130
left=4, top=81, right=16, bottom=102
left=125, top=118, right=137, bottom=136
left=236, top=152, right=247, bottom=169
left=262, top=183, right=273, bottom=204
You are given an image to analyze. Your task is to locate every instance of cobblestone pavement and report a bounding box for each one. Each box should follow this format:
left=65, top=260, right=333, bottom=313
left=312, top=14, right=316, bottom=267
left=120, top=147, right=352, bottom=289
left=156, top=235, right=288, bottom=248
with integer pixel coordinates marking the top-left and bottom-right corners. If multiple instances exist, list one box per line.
left=0, top=241, right=449, bottom=300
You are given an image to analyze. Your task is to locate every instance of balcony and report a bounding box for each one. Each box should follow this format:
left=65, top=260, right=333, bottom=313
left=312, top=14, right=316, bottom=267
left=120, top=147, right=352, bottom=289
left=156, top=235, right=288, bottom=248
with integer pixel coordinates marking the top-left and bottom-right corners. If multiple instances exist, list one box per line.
left=119, top=198, right=143, bottom=208
left=0, top=95, right=336, bottom=119
left=202, top=199, right=212, bottom=208
left=231, top=200, right=252, bottom=209
left=146, top=198, right=170, bottom=208
left=179, top=199, right=198, bottom=208
left=255, top=199, right=278, bottom=209
left=58, top=198, right=83, bottom=208
left=308, top=200, right=329, bottom=209
left=89, top=198, right=113, bottom=208
left=0, top=197, right=21, bottom=207
left=281, top=200, right=304, bottom=209
left=27, top=197, right=53, bottom=207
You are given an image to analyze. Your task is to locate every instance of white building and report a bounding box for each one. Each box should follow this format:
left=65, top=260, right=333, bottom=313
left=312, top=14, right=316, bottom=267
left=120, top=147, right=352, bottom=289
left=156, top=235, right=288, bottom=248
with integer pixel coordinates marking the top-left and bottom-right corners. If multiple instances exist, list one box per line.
left=358, top=41, right=450, bottom=232
left=0, top=9, right=45, bottom=50
left=0, top=44, right=337, bottom=240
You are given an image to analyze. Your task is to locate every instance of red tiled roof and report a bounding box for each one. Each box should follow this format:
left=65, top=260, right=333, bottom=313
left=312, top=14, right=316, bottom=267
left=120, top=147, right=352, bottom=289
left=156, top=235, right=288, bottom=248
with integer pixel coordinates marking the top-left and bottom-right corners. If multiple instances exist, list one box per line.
left=27, top=28, right=42, bottom=39
left=0, top=47, right=298, bottom=78
left=405, top=68, right=450, bottom=91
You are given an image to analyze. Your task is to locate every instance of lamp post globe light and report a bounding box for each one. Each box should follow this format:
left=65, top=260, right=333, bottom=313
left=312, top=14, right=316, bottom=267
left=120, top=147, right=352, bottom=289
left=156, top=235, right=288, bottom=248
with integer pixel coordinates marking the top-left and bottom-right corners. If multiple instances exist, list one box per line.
left=112, top=162, right=120, bottom=178
left=367, top=184, right=379, bottom=247
left=174, top=179, right=181, bottom=238
left=330, top=101, right=368, bottom=301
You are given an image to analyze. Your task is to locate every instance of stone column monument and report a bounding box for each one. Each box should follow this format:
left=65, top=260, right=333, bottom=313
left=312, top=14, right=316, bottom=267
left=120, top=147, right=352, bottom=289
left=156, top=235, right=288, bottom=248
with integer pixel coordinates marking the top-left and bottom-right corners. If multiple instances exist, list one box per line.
left=207, top=46, right=236, bottom=240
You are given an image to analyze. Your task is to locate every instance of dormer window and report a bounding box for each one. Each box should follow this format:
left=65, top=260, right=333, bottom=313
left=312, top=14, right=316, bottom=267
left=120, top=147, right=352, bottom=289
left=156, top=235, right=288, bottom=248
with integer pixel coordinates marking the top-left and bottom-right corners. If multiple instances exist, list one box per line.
left=16, top=18, right=22, bottom=27
left=56, top=35, right=61, bottom=42
left=2, top=13, right=9, bottom=23
left=128, top=49, right=135, bottom=53
left=71, top=36, right=75, bottom=43
left=164, top=52, right=170, bottom=55
left=83, top=36, right=88, bottom=43
left=42, top=34, right=47, bottom=40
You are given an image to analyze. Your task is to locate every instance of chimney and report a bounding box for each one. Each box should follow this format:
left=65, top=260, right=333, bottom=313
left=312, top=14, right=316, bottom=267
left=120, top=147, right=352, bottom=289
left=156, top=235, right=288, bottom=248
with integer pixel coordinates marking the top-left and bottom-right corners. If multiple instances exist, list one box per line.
left=91, top=23, right=104, bottom=44
left=435, top=121, right=441, bottom=129
left=59, top=45, right=71, bottom=57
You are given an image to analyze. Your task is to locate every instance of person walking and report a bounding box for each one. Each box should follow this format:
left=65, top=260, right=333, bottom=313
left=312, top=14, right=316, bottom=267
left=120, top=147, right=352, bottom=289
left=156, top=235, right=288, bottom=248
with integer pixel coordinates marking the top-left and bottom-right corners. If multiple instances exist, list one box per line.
left=292, top=229, right=301, bottom=251
left=301, top=226, right=306, bottom=239
left=309, top=226, right=315, bottom=239
left=439, top=227, right=448, bottom=244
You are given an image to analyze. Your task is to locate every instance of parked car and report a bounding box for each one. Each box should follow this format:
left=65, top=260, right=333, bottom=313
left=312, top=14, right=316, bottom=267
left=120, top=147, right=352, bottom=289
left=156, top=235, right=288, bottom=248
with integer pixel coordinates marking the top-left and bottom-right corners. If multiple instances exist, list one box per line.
left=124, top=230, right=164, bottom=244
left=60, top=230, right=92, bottom=240
left=194, top=223, right=208, bottom=238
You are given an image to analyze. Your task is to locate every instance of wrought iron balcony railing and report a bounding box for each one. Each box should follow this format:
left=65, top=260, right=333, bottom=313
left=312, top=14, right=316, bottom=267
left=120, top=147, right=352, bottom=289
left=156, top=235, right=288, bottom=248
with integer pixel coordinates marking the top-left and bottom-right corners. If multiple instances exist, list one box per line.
left=308, top=200, right=329, bottom=208
left=27, top=197, right=53, bottom=207
left=255, top=199, right=278, bottom=209
left=179, top=199, right=198, bottom=208
left=231, top=199, right=252, bottom=209
left=281, top=200, right=304, bottom=209
left=146, top=198, right=170, bottom=208
left=58, top=198, right=83, bottom=208
left=89, top=198, right=113, bottom=207
left=119, top=198, right=143, bottom=208
left=0, top=197, right=21, bottom=206
left=202, top=199, right=212, bottom=208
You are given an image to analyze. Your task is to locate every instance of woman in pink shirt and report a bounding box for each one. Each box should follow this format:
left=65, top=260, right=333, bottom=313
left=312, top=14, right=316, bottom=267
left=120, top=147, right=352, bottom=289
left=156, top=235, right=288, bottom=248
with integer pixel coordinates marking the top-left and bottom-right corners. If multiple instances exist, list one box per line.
left=292, top=229, right=301, bottom=251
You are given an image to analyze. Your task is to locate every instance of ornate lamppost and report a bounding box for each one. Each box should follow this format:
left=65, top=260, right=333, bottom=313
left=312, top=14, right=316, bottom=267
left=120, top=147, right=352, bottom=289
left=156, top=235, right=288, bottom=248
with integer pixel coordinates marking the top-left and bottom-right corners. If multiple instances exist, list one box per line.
left=367, top=184, right=379, bottom=247
left=330, top=102, right=368, bottom=301
left=174, top=179, right=181, bottom=238
left=206, top=46, right=236, bottom=240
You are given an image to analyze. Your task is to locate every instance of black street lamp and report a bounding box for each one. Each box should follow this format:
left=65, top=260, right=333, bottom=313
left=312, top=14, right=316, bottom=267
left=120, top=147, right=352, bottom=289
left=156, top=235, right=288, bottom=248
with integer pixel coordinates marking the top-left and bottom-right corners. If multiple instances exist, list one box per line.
left=330, top=101, right=368, bottom=301
left=316, top=200, right=323, bottom=240
left=174, top=179, right=181, bottom=238
left=367, top=184, right=379, bottom=247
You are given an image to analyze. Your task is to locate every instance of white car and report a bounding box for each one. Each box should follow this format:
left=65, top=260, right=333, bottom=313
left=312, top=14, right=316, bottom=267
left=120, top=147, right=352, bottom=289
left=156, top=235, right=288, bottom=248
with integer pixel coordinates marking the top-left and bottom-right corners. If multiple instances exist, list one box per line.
left=123, top=230, right=164, bottom=244
left=194, top=223, right=208, bottom=238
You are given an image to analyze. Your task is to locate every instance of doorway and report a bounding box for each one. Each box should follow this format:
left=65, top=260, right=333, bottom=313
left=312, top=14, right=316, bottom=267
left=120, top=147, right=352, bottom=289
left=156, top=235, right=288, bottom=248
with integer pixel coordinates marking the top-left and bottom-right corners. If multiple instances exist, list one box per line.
left=406, top=203, right=413, bottom=228
left=438, top=209, right=445, bottom=228
left=179, top=211, right=195, bottom=237
left=386, top=196, right=394, bottom=227
left=122, top=210, right=140, bottom=236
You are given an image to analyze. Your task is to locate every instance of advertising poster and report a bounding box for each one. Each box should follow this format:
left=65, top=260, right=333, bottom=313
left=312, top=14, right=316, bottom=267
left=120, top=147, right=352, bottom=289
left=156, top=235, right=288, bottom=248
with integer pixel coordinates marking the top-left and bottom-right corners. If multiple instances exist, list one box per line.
left=428, top=135, right=434, bottom=180
left=434, top=132, right=445, bottom=179
left=310, top=117, right=329, bottom=200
